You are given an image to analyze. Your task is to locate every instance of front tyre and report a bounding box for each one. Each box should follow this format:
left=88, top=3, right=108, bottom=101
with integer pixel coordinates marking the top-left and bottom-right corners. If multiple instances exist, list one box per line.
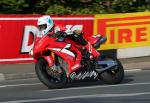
left=99, top=57, right=124, bottom=84
left=35, top=58, right=67, bottom=89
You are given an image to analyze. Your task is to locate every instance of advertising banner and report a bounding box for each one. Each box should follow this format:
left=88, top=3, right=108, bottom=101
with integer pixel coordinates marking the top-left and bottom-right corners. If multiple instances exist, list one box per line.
left=94, top=12, right=150, bottom=50
left=1, top=12, right=150, bottom=64
left=0, top=15, right=94, bottom=64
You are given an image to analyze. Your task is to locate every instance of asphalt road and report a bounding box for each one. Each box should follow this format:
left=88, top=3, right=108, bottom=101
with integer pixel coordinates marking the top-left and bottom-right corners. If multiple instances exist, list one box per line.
left=0, top=70, right=150, bottom=103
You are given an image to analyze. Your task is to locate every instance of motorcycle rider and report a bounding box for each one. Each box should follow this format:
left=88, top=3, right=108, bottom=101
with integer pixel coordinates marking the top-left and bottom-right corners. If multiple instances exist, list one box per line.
left=37, top=15, right=100, bottom=59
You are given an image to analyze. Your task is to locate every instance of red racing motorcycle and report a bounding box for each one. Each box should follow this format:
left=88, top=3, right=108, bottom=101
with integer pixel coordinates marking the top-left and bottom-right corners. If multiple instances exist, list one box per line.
left=32, top=32, right=124, bottom=89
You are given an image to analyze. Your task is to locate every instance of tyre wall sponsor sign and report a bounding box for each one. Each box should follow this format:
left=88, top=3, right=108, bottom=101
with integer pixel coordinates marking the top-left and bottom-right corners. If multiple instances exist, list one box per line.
left=0, top=15, right=94, bottom=64
left=94, top=12, right=150, bottom=50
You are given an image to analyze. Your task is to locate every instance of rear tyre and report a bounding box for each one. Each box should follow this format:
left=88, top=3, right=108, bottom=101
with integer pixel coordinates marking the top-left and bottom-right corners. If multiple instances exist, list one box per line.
left=99, top=57, right=124, bottom=84
left=35, top=58, right=67, bottom=89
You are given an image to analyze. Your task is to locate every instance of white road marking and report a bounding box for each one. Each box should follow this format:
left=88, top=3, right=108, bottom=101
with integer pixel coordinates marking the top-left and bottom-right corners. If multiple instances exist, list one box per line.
left=0, top=83, right=41, bottom=88
left=4, top=78, right=38, bottom=82
left=2, top=92, right=150, bottom=103
left=0, top=74, right=5, bottom=81
left=41, top=82, right=150, bottom=92
left=0, top=80, right=150, bottom=91
left=125, top=69, right=142, bottom=72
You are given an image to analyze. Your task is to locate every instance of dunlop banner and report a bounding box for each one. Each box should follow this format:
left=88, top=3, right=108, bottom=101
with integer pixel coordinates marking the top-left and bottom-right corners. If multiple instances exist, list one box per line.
left=94, top=12, right=150, bottom=50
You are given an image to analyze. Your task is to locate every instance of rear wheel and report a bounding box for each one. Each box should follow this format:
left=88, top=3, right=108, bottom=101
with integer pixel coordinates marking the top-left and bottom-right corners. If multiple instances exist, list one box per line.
left=99, top=57, right=124, bottom=84
left=35, top=58, right=67, bottom=89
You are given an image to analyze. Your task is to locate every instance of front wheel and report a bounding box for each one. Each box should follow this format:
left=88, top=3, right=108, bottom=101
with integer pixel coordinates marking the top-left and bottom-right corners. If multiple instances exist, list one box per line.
left=35, top=58, right=67, bottom=89
left=99, top=57, right=124, bottom=84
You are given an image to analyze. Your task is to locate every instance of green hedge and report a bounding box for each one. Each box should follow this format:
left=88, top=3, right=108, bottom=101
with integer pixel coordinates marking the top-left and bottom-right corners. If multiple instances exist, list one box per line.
left=0, top=0, right=150, bottom=14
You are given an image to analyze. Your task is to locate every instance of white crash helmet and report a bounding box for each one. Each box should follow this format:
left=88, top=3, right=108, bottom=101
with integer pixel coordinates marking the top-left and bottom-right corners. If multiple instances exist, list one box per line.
left=37, top=15, right=54, bottom=36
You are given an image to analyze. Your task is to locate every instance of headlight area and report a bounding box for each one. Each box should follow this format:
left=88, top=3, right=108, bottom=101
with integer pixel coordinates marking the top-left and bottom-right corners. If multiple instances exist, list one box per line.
left=29, top=49, right=33, bottom=56
left=33, top=50, right=51, bottom=59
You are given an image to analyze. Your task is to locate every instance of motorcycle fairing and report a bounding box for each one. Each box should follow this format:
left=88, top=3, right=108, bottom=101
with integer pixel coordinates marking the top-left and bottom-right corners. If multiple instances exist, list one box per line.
left=33, top=36, right=82, bottom=75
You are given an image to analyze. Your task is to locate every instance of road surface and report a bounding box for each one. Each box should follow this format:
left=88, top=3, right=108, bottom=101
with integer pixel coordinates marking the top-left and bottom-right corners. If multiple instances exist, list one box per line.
left=0, top=70, right=150, bottom=103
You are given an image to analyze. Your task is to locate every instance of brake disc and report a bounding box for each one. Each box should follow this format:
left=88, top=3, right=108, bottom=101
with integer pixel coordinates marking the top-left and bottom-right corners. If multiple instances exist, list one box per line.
left=46, top=65, right=62, bottom=79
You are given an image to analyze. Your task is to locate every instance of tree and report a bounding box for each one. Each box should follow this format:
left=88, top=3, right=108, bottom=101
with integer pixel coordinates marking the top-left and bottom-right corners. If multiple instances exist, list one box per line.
left=0, top=0, right=28, bottom=14
left=0, top=0, right=149, bottom=14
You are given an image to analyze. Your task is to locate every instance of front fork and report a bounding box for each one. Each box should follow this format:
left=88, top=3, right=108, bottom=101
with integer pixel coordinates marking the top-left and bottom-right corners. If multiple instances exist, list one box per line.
left=43, top=56, right=54, bottom=67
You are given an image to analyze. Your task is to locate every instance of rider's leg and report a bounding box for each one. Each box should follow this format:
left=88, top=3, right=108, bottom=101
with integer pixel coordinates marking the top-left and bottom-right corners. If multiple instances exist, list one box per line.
left=84, top=42, right=100, bottom=59
left=71, top=32, right=100, bottom=59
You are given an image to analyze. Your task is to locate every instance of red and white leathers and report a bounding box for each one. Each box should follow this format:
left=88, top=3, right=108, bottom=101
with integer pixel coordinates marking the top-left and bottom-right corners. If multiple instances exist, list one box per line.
left=35, top=24, right=100, bottom=59
left=53, top=24, right=100, bottom=59
left=84, top=42, right=100, bottom=59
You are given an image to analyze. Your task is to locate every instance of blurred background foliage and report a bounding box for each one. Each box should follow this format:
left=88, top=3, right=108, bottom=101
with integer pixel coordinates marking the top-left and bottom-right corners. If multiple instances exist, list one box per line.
left=0, top=0, right=150, bottom=14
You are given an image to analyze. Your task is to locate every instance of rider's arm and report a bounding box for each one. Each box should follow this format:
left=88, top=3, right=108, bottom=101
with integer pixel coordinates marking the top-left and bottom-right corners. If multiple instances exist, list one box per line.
left=54, top=24, right=74, bottom=36
left=54, top=24, right=83, bottom=37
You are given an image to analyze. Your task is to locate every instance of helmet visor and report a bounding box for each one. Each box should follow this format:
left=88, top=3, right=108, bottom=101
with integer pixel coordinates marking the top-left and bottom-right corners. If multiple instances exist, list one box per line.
left=38, top=24, right=47, bottom=31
